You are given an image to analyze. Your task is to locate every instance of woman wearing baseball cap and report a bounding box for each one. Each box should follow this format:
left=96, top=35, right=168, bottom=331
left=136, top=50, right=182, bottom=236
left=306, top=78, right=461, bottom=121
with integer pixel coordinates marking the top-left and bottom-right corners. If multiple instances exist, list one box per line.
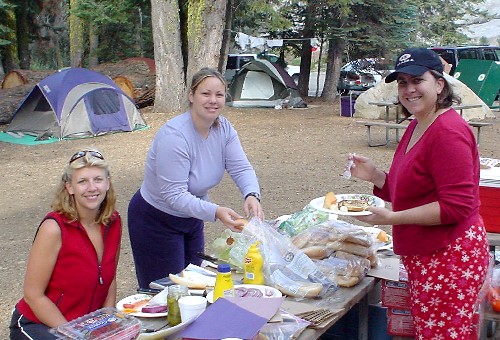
left=348, top=47, right=489, bottom=339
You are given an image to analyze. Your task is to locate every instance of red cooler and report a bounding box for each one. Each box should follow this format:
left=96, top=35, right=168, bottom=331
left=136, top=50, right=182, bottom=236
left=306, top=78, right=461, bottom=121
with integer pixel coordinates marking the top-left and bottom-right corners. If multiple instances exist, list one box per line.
left=479, top=167, right=500, bottom=233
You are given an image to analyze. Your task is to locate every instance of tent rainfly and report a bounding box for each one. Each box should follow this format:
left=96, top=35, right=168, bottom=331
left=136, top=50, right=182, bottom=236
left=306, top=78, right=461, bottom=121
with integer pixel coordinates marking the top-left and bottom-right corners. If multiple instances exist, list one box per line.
left=226, top=59, right=306, bottom=108
left=7, top=67, right=146, bottom=139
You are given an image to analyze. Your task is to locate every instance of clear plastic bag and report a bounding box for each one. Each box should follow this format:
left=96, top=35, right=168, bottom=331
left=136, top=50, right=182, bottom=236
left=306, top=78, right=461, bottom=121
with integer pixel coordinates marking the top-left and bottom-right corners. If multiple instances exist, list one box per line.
left=278, top=206, right=329, bottom=237
left=242, top=218, right=337, bottom=300
left=258, top=310, right=310, bottom=340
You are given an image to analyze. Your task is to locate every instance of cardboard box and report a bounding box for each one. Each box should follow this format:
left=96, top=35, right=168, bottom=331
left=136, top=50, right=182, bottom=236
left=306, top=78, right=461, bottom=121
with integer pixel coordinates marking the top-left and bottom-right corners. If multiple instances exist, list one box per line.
left=387, top=308, right=415, bottom=337
left=480, top=186, right=500, bottom=233
left=381, top=279, right=411, bottom=309
left=381, top=263, right=410, bottom=309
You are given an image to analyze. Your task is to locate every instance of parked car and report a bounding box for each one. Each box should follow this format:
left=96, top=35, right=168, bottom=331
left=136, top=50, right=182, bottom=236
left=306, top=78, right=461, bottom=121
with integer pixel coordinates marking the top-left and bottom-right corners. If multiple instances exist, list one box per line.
left=337, top=58, right=391, bottom=94
left=429, top=45, right=500, bottom=75
left=225, top=53, right=258, bottom=83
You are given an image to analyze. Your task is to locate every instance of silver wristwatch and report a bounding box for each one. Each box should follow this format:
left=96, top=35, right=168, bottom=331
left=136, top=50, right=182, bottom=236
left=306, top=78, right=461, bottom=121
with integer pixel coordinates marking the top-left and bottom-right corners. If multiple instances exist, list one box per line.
left=245, top=192, right=261, bottom=202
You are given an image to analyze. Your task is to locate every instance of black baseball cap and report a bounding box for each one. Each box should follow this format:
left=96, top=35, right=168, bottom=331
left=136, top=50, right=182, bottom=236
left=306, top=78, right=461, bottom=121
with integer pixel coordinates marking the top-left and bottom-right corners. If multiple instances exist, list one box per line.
left=385, top=47, right=444, bottom=83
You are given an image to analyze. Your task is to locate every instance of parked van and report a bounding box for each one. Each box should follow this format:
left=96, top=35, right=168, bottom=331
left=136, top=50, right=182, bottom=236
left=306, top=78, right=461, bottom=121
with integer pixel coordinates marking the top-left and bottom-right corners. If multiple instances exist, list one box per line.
left=430, top=45, right=500, bottom=75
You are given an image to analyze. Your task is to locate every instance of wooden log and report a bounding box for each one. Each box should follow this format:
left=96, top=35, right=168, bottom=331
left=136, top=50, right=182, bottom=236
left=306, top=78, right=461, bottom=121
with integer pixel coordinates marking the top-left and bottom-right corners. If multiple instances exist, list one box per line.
left=92, top=58, right=156, bottom=102
left=0, top=84, right=33, bottom=124
left=1, top=69, right=54, bottom=89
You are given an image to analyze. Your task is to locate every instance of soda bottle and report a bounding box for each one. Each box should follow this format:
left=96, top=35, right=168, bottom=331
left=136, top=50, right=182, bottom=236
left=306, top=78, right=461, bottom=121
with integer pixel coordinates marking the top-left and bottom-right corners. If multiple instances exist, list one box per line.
left=243, top=242, right=264, bottom=285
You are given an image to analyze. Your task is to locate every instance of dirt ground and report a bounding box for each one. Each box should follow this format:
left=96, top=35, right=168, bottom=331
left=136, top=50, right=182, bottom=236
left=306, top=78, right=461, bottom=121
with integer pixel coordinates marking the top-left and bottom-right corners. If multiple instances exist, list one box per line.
left=1, top=101, right=499, bottom=337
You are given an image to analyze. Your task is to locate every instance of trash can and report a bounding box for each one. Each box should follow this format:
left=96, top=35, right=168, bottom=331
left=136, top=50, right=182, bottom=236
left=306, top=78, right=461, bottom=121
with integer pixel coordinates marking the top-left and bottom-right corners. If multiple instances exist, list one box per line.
left=340, top=96, right=355, bottom=117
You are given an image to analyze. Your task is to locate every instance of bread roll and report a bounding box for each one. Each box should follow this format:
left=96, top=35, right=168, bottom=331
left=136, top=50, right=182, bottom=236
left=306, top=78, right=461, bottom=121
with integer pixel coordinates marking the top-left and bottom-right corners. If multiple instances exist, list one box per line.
left=301, top=245, right=331, bottom=260
left=169, top=270, right=216, bottom=289
left=326, top=241, right=373, bottom=258
left=334, top=275, right=361, bottom=287
left=274, top=281, right=323, bottom=298
left=323, top=192, right=337, bottom=209
left=232, top=218, right=248, bottom=231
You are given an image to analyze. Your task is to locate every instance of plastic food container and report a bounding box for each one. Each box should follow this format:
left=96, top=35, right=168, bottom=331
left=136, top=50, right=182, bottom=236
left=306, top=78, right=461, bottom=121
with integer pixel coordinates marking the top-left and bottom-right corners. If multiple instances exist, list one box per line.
left=50, top=307, right=141, bottom=339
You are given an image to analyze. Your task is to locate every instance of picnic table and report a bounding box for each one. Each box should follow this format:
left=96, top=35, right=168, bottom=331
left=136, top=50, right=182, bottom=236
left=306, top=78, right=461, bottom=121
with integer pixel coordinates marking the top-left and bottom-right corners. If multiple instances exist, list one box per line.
left=358, top=102, right=490, bottom=147
left=134, top=270, right=379, bottom=339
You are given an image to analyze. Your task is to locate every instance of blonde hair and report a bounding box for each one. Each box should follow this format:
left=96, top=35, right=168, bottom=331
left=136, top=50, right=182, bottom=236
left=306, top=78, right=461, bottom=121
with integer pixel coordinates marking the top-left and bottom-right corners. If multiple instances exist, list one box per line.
left=52, top=150, right=116, bottom=225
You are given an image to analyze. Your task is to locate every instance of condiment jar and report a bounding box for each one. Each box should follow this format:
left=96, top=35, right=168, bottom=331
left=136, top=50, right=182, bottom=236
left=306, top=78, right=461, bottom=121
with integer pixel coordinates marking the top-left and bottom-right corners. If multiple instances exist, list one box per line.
left=167, top=284, right=189, bottom=326
left=243, top=242, right=264, bottom=285
left=213, top=263, right=235, bottom=302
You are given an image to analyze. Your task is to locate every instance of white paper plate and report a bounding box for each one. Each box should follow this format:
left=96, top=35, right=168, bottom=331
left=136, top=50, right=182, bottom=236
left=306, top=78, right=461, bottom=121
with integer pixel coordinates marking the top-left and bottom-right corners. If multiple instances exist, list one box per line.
left=309, top=194, right=385, bottom=216
left=116, top=293, right=168, bottom=318
left=137, top=317, right=195, bottom=339
left=359, top=226, right=393, bottom=250
left=206, top=284, right=282, bottom=304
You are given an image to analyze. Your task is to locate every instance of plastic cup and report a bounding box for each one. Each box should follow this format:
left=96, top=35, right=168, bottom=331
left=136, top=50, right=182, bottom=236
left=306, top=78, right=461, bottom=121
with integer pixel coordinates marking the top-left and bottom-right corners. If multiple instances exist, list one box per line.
left=178, top=296, right=207, bottom=322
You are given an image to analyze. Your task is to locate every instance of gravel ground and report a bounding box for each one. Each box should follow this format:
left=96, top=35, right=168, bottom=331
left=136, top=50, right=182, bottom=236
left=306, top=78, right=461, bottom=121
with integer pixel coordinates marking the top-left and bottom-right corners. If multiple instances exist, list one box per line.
left=1, top=101, right=498, bottom=338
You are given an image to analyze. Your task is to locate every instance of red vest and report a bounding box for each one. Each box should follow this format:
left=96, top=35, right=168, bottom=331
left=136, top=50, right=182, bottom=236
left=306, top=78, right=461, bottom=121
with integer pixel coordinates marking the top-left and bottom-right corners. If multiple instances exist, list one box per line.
left=16, top=211, right=121, bottom=323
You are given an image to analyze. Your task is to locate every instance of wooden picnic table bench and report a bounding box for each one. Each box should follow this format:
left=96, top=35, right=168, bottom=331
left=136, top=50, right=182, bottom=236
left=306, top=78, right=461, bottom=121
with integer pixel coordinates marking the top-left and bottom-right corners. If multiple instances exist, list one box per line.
left=356, top=121, right=408, bottom=147
left=468, top=121, right=493, bottom=145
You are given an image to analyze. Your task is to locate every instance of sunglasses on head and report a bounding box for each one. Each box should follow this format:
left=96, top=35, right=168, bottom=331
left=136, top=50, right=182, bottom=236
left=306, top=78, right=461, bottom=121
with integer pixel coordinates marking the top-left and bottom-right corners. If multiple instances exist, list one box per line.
left=69, top=150, right=104, bottom=164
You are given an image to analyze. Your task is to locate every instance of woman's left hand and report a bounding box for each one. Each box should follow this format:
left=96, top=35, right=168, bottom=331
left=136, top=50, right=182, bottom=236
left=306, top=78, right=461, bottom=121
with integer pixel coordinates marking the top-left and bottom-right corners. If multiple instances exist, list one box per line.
left=355, top=206, right=394, bottom=226
left=244, top=196, right=264, bottom=221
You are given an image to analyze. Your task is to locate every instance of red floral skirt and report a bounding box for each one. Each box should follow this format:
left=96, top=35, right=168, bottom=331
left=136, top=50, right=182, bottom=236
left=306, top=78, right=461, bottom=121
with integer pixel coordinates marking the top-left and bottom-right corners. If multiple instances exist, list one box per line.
left=401, top=223, right=490, bottom=340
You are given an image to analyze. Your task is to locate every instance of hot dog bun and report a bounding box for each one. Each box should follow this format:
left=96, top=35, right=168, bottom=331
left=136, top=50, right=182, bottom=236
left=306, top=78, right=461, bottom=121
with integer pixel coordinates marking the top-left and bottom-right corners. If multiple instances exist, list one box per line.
left=169, top=270, right=216, bottom=289
left=274, top=281, right=323, bottom=298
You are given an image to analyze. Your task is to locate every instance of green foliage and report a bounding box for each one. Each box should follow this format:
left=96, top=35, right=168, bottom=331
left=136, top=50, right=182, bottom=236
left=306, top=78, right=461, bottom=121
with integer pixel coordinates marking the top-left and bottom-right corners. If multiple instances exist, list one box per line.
left=411, top=0, right=488, bottom=46
left=0, top=0, right=15, bottom=45
left=232, top=0, right=292, bottom=36
left=479, top=36, right=489, bottom=45
left=73, top=0, right=153, bottom=63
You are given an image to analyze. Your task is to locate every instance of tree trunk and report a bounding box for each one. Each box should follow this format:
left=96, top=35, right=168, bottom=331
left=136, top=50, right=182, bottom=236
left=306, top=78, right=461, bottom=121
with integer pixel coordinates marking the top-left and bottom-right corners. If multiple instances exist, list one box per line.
left=184, top=0, right=226, bottom=87
left=1, top=69, right=54, bottom=89
left=298, top=1, right=318, bottom=98
left=321, top=38, right=345, bottom=102
left=88, top=22, right=99, bottom=67
left=218, top=0, right=233, bottom=73
left=92, top=58, right=156, bottom=106
left=15, top=0, right=32, bottom=69
left=0, top=9, right=20, bottom=73
left=32, top=0, right=67, bottom=69
left=69, top=0, right=84, bottom=68
left=151, top=0, right=186, bottom=113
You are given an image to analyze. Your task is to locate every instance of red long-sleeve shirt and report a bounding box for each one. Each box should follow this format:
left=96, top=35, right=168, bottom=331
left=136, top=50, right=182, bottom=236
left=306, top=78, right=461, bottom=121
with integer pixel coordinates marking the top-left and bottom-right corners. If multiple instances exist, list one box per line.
left=374, top=108, right=481, bottom=255
left=16, top=210, right=121, bottom=323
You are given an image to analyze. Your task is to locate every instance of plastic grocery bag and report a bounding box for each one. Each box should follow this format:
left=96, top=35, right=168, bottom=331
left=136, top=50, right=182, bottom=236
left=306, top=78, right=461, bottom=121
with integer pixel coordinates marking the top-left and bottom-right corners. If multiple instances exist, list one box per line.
left=488, top=262, right=500, bottom=312
left=243, top=217, right=337, bottom=300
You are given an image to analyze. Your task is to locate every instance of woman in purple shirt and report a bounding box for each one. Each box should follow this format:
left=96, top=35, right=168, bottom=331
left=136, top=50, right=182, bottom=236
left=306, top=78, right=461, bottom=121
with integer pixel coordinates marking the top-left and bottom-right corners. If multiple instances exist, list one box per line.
left=128, top=68, right=264, bottom=288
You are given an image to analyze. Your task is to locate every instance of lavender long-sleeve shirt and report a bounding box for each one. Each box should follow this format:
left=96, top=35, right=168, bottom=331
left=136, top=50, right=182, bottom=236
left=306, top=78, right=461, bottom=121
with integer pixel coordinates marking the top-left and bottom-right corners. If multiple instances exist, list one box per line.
left=140, top=111, right=260, bottom=221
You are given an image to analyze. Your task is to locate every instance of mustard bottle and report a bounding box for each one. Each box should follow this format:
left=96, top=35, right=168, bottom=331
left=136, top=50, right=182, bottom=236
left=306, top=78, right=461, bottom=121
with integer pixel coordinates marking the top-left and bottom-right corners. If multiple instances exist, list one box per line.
left=243, top=242, right=265, bottom=285
left=213, top=263, right=234, bottom=302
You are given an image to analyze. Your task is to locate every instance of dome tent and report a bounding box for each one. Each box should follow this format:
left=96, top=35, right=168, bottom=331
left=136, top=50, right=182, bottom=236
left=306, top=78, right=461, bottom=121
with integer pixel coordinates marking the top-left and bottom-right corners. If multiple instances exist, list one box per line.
left=7, top=68, right=146, bottom=140
left=226, top=59, right=306, bottom=108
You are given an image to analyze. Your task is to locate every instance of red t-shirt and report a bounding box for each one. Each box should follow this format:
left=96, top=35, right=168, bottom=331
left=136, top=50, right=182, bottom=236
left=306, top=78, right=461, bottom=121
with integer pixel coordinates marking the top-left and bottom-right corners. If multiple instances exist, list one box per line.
left=16, top=210, right=122, bottom=323
left=374, top=108, right=481, bottom=255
